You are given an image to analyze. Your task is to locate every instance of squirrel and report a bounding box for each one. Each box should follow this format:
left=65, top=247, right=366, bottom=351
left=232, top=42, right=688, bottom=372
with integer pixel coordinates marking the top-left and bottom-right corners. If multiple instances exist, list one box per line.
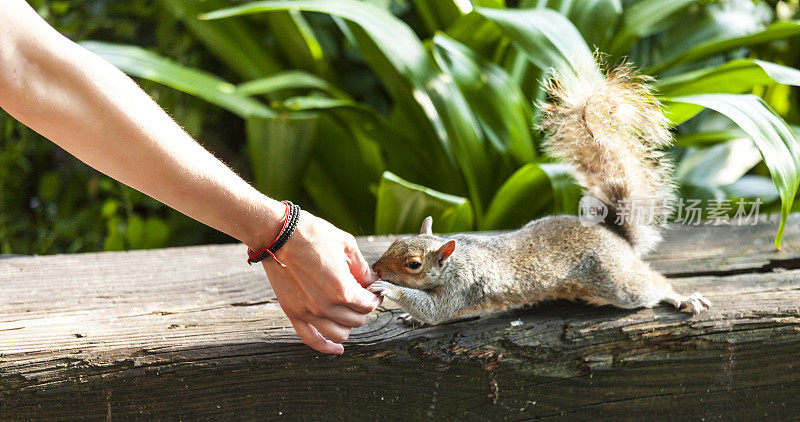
left=368, top=58, right=712, bottom=326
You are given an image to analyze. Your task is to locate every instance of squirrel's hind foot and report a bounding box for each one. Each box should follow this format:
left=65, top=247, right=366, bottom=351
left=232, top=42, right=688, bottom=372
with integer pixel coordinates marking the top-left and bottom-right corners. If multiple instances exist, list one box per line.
left=664, top=292, right=712, bottom=315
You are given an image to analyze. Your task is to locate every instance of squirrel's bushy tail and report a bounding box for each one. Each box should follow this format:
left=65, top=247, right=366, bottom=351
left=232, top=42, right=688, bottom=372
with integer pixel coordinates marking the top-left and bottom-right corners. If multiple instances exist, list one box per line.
left=539, top=57, right=674, bottom=255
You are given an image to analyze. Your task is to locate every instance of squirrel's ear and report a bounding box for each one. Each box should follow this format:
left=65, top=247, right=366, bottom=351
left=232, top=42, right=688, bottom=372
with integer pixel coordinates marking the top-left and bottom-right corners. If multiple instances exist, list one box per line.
left=436, top=240, right=456, bottom=265
left=420, top=216, right=433, bottom=235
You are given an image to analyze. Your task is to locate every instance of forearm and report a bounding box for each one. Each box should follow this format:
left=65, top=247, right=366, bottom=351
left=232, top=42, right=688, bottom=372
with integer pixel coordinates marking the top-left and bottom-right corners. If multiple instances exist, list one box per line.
left=0, top=3, right=280, bottom=248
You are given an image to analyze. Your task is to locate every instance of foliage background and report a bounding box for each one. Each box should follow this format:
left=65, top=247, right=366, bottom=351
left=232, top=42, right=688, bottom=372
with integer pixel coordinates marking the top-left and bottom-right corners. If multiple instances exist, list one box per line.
left=2, top=0, right=800, bottom=255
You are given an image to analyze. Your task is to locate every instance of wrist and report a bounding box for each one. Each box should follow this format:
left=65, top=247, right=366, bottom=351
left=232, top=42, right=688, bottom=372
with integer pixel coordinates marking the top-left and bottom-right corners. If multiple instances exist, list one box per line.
left=238, top=195, right=288, bottom=251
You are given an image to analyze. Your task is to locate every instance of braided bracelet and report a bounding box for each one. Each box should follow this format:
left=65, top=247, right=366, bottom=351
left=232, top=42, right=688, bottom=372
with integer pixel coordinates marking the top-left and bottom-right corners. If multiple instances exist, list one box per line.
left=246, top=201, right=300, bottom=268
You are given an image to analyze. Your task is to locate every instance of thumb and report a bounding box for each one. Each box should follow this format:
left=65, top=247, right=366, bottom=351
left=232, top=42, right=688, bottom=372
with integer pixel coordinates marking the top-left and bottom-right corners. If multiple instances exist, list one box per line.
left=347, top=245, right=378, bottom=287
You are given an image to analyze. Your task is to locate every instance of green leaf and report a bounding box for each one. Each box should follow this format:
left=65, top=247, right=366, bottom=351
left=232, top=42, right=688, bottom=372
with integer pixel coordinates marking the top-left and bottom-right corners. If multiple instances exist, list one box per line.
left=265, top=11, right=330, bottom=78
left=481, top=163, right=581, bottom=230
left=475, top=7, right=594, bottom=72
left=431, top=34, right=536, bottom=164
left=159, top=0, right=283, bottom=80
left=126, top=216, right=146, bottom=249
left=303, top=160, right=363, bottom=234
left=375, top=172, right=474, bottom=234
left=673, top=129, right=745, bottom=147
left=660, top=100, right=705, bottom=127
left=278, top=96, right=374, bottom=113
left=38, top=172, right=60, bottom=202
left=203, top=0, right=483, bottom=202
left=303, top=115, right=383, bottom=234
left=648, top=20, right=800, bottom=74
left=410, top=0, right=468, bottom=34
left=144, top=218, right=170, bottom=249
left=676, top=138, right=762, bottom=187
left=82, top=41, right=273, bottom=119
left=721, top=175, right=779, bottom=204
left=103, top=232, right=125, bottom=252
left=670, top=94, right=800, bottom=248
left=657, top=59, right=800, bottom=97
left=447, top=9, right=507, bottom=59
left=608, top=0, right=701, bottom=58
left=246, top=113, right=318, bottom=199
left=533, top=0, right=623, bottom=50
left=236, top=71, right=347, bottom=98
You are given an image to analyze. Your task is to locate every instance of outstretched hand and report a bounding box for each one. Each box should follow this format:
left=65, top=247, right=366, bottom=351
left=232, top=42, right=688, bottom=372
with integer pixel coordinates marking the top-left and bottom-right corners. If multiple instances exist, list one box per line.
left=261, top=211, right=381, bottom=354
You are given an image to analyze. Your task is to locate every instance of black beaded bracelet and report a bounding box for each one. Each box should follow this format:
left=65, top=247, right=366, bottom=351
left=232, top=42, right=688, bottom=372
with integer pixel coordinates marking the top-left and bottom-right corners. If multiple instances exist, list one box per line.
left=246, top=201, right=301, bottom=267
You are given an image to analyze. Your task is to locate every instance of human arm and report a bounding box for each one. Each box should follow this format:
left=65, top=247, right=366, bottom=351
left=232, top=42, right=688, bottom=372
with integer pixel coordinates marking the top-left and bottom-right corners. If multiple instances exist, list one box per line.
left=0, top=0, right=379, bottom=354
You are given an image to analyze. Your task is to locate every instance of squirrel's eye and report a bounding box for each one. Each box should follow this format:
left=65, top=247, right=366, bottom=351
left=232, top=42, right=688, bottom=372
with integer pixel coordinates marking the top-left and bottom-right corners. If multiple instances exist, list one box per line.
left=404, top=261, right=422, bottom=270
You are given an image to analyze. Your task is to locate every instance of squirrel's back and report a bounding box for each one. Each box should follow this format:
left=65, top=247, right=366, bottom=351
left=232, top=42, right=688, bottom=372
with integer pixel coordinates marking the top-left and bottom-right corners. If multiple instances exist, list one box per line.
left=539, top=58, right=675, bottom=255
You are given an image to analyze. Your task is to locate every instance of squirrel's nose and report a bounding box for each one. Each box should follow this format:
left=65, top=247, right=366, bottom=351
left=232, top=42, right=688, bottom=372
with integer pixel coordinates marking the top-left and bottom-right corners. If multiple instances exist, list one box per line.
left=371, top=261, right=383, bottom=277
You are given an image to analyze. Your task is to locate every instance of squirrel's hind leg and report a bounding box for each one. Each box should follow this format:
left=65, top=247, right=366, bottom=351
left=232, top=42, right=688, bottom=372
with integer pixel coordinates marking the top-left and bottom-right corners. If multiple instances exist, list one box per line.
left=586, top=262, right=712, bottom=315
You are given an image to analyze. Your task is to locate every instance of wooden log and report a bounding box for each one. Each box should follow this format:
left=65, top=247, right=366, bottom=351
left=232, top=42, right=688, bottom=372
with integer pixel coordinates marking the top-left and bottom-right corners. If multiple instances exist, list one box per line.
left=1, top=214, right=799, bottom=419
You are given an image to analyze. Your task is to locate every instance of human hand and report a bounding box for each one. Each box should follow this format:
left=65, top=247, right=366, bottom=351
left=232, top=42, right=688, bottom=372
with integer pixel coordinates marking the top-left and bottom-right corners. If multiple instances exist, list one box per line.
left=261, top=210, right=381, bottom=354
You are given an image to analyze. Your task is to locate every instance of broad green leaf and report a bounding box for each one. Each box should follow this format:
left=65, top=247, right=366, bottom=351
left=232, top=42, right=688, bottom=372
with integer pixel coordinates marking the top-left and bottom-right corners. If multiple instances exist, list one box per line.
left=82, top=41, right=273, bottom=119
left=676, top=138, right=762, bottom=187
left=432, top=34, right=536, bottom=165
left=278, top=96, right=430, bottom=187
left=721, top=175, right=779, bottom=204
left=657, top=59, right=800, bottom=97
left=246, top=113, right=318, bottom=199
left=410, top=0, right=467, bottom=34
left=533, top=0, right=622, bottom=50
left=143, top=218, right=170, bottom=249
left=159, top=0, right=282, bottom=79
left=203, top=0, right=486, bottom=203
left=375, top=172, right=474, bottom=234
left=648, top=20, right=800, bottom=74
left=481, top=163, right=581, bottom=230
left=638, top=0, right=770, bottom=70
left=236, top=71, right=348, bottom=98
left=661, top=100, right=707, bottom=127
left=265, top=11, right=330, bottom=78
left=475, top=7, right=594, bottom=72
left=673, top=129, right=745, bottom=147
left=126, top=216, right=146, bottom=249
left=670, top=94, right=800, bottom=248
left=447, top=9, right=507, bottom=59
left=303, top=160, right=363, bottom=234
left=608, top=0, right=701, bottom=58
left=303, top=115, right=384, bottom=234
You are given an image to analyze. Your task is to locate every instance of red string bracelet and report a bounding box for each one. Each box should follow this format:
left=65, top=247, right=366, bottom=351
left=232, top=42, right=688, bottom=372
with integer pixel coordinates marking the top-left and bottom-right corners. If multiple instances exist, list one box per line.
left=246, top=201, right=299, bottom=268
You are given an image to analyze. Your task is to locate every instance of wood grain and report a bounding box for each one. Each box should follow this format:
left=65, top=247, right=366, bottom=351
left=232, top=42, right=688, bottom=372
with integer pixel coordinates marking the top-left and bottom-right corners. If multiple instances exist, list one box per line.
left=1, top=214, right=799, bottom=419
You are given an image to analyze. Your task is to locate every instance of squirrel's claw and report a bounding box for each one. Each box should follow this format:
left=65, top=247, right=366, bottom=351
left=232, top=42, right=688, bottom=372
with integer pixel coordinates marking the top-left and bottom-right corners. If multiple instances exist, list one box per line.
left=677, top=292, right=712, bottom=315
left=398, top=313, right=425, bottom=327
left=368, top=280, right=399, bottom=301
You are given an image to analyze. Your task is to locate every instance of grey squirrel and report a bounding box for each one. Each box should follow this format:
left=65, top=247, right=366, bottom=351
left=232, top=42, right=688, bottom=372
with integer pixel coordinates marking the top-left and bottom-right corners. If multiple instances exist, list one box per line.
left=368, top=59, right=712, bottom=326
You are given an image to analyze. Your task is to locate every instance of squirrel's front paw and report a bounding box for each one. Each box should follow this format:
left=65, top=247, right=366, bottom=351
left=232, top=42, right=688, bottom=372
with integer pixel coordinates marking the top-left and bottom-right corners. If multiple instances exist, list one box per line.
left=677, top=292, right=712, bottom=315
left=398, top=313, right=426, bottom=327
left=368, top=280, right=400, bottom=301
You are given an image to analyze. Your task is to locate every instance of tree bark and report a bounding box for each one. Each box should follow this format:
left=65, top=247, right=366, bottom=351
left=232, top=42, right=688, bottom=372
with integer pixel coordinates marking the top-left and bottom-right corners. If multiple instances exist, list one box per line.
left=1, top=214, right=799, bottom=419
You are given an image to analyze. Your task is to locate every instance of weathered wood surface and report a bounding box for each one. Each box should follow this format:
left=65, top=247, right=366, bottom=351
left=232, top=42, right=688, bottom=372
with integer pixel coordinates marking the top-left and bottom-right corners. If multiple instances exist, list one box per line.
left=2, top=214, right=800, bottom=420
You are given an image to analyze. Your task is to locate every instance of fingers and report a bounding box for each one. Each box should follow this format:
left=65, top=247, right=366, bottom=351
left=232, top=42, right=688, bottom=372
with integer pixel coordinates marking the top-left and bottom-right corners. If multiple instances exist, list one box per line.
left=346, top=241, right=378, bottom=287
left=306, top=316, right=352, bottom=344
left=289, top=317, right=344, bottom=355
left=341, top=277, right=382, bottom=314
left=324, top=305, right=370, bottom=327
